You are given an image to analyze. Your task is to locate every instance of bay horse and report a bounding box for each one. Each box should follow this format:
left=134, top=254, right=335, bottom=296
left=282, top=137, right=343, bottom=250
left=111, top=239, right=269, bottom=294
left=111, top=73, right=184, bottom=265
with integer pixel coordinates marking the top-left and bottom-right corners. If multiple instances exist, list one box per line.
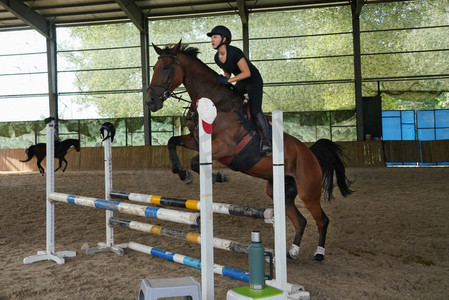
left=146, top=41, right=352, bottom=261
left=20, top=139, right=81, bottom=175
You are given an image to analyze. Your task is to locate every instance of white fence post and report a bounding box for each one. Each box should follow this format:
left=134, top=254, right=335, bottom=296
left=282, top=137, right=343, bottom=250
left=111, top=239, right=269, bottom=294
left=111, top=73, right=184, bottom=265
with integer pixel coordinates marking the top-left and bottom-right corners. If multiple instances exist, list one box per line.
left=198, top=98, right=216, bottom=299
left=86, top=124, right=125, bottom=255
left=23, top=118, right=76, bottom=265
left=272, top=110, right=287, bottom=288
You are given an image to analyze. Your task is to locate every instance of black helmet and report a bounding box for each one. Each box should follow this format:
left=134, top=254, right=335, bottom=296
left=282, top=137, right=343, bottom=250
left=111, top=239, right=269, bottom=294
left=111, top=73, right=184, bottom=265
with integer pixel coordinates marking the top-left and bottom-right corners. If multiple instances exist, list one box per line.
left=100, top=122, right=116, bottom=142
left=207, top=25, right=232, bottom=44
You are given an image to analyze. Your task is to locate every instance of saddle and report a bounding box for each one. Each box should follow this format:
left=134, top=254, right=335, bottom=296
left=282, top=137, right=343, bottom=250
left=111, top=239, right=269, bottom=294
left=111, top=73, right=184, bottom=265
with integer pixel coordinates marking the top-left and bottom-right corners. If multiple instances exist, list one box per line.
left=218, top=95, right=271, bottom=172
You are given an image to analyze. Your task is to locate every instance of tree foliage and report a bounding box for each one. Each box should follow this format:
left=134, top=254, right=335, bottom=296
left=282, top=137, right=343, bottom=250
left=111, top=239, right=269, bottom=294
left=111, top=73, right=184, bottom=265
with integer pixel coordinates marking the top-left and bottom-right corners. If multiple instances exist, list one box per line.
left=60, top=1, right=449, bottom=118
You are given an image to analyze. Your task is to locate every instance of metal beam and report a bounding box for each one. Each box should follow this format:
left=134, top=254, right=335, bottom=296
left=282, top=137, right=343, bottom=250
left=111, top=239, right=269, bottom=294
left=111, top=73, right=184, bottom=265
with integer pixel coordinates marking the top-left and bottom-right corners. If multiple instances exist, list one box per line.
left=352, top=0, right=364, bottom=141
left=236, top=0, right=248, bottom=24
left=114, top=0, right=145, bottom=32
left=236, top=0, right=249, bottom=56
left=140, top=18, right=151, bottom=145
left=47, top=24, right=58, bottom=121
left=0, top=0, right=50, bottom=38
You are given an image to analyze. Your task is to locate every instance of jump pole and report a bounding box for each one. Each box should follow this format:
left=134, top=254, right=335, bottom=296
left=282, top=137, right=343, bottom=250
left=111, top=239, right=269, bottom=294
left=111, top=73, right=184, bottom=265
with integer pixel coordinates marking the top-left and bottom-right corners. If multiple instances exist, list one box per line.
left=109, top=190, right=274, bottom=222
left=23, top=118, right=76, bottom=265
left=108, top=216, right=274, bottom=255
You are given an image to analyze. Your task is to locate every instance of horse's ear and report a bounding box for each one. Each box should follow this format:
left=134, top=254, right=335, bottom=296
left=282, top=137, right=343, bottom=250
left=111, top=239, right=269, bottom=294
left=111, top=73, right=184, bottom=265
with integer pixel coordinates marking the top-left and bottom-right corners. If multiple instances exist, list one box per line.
left=172, top=39, right=182, bottom=53
left=152, top=43, right=163, bottom=55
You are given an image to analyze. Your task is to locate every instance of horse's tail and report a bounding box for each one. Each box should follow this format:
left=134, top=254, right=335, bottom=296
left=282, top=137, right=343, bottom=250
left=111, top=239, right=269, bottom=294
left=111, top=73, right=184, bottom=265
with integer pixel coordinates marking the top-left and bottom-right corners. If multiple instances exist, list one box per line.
left=309, top=138, right=353, bottom=201
left=20, top=146, right=36, bottom=162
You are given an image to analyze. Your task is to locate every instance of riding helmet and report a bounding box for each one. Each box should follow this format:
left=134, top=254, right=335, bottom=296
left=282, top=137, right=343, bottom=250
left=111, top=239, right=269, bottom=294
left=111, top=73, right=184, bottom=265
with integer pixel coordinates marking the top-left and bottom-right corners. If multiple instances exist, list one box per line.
left=207, top=25, right=232, bottom=44
left=100, top=122, right=116, bottom=142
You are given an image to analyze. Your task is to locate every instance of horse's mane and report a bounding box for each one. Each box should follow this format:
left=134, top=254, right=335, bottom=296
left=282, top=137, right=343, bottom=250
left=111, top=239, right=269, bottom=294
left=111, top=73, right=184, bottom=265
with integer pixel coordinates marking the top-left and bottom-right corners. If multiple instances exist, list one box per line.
left=160, top=43, right=200, bottom=58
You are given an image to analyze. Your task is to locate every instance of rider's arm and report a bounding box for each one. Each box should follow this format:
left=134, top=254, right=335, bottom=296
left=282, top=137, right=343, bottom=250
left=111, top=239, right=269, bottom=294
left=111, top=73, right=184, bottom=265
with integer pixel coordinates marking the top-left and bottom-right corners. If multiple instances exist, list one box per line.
left=227, top=58, right=251, bottom=83
left=223, top=70, right=231, bottom=78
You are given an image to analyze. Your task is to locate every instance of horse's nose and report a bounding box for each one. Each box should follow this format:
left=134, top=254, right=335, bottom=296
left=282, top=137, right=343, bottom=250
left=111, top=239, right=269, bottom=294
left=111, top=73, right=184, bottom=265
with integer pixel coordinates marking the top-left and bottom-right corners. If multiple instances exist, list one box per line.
left=146, top=96, right=159, bottom=112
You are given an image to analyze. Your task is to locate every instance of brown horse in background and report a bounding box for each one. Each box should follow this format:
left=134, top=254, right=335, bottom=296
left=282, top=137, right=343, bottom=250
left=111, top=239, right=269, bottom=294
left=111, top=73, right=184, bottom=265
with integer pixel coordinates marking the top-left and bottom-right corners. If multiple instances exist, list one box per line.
left=20, top=139, right=80, bottom=175
left=146, top=41, right=352, bottom=261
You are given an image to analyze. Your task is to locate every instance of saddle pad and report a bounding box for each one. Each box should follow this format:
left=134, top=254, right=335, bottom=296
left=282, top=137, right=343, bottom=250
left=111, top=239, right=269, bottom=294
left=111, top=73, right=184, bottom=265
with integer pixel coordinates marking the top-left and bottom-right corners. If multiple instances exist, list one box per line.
left=219, top=131, right=265, bottom=172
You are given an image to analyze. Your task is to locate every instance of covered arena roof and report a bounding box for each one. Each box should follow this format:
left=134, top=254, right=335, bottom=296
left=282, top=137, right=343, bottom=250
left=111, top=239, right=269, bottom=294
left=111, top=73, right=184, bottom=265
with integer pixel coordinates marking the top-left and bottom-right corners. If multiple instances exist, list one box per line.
left=0, top=0, right=413, bottom=36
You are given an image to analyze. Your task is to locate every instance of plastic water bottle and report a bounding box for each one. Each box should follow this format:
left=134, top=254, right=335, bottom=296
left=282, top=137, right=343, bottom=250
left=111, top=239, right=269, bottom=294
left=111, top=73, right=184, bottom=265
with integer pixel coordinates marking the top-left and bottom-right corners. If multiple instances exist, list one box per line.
left=248, top=231, right=273, bottom=290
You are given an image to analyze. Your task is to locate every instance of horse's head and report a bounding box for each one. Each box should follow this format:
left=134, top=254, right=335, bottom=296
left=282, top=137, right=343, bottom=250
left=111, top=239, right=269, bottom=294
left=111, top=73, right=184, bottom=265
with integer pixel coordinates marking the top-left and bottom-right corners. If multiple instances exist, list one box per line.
left=146, top=40, right=184, bottom=112
left=74, top=140, right=81, bottom=152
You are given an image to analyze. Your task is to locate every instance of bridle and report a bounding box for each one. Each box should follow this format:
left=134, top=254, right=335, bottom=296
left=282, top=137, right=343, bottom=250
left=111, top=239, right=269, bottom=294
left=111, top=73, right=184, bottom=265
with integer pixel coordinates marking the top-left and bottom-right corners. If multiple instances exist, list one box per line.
left=147, top=54, right=189, bottom=103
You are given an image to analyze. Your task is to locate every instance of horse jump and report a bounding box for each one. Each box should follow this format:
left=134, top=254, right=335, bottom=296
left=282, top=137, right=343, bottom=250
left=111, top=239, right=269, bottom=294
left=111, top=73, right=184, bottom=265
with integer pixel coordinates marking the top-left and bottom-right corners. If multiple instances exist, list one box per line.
left=147, top=41, right=353, bottom=263
left=23, top=112, right=309, bottom=299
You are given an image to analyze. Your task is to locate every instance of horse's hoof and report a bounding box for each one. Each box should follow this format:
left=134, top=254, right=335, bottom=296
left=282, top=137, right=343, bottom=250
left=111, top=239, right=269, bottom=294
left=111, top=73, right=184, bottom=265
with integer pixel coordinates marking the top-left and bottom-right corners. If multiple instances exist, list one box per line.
left=287, top=253, right=295, bottom=261
left=215, top=172, right=228, bottom=183
left=181, top=170, right=193, bottom=184
left=313, top=254, right=324, bottom=262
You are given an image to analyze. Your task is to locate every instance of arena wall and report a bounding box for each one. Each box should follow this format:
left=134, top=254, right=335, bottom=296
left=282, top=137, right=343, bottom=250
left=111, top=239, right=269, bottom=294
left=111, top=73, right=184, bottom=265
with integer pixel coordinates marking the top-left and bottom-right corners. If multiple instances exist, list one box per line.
left=2, top=140, right=449, bottom=172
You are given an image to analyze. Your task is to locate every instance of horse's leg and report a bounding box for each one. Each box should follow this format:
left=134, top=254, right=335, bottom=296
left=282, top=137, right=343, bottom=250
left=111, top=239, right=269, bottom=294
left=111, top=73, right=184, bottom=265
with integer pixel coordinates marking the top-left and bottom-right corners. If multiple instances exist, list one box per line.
left=54, top=157, right=63, bottom=173
left=37, top=157, right=45, bottom=175
left=266, top=176, right=307, bottom=259
left=280, top=137, right=330, bottom=261
left=190, top=155, right=228, bottom=184
left=167, top=135, right=198, bottom=184
left=62, top=158, right=68, bottom=173
left=295, top=162, right=330, bottom=262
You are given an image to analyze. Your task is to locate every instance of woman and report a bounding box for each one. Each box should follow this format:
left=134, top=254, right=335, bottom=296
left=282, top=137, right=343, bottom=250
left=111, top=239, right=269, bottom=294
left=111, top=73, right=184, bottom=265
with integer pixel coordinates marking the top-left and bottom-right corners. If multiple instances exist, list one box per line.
left=207, top=25, right=272, bottom=153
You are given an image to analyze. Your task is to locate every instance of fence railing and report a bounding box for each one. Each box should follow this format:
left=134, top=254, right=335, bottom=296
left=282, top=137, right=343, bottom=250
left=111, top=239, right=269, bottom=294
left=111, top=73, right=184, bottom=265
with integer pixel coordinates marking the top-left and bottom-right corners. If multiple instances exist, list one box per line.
left=0, top=110, right=357, bottom=149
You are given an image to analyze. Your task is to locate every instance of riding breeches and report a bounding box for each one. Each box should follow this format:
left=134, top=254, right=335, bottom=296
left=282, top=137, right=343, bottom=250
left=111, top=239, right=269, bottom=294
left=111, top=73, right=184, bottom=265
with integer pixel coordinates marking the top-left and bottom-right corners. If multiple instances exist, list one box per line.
left=236, top=78, right=264, bottom=116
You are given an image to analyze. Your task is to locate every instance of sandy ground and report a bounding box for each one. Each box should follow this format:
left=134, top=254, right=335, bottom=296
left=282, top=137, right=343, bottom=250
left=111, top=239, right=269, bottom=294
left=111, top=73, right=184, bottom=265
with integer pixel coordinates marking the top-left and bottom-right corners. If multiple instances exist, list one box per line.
left=1, top=166, right=448, bottom=300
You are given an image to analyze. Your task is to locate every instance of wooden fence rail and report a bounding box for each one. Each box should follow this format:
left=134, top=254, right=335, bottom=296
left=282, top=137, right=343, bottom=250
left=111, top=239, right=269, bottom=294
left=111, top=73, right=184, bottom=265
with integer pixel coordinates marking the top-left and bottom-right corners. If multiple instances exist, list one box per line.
left=2, top=140, right=448, bottom=172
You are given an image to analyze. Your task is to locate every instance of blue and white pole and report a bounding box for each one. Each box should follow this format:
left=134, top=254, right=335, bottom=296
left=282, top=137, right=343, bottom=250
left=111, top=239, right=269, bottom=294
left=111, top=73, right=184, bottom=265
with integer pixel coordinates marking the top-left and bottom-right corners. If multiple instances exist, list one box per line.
left=128, top=242, right=249, bottom=282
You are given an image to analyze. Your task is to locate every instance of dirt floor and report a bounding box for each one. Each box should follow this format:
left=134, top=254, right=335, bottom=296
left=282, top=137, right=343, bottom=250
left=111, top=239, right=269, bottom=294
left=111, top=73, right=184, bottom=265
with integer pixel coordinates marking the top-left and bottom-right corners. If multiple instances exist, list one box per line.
left=1, top=166, right=448, bottom=299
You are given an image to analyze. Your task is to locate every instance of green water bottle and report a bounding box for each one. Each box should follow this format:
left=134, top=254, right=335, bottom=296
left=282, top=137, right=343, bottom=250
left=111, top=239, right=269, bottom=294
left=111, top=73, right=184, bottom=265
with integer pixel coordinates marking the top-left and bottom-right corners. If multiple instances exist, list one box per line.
left=249, top=231, right=273, bottom=290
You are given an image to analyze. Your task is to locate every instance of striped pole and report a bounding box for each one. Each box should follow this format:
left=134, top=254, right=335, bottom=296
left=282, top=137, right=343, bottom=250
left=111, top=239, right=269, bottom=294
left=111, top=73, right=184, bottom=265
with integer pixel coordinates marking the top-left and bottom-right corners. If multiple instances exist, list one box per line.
left=128, top=242, right=249, bottom=283
left=49, top=193, right=200, bottom=227
left=110, top=190, right=274, bottom=222
left=109, top=216, right=274, bottom=255
left=127, top=241, right=303, bottom=294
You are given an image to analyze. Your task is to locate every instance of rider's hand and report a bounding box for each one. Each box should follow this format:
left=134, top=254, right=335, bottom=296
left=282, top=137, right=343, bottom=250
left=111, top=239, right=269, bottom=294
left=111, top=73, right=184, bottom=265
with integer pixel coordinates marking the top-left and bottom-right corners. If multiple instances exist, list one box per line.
left=217, top=75, right=229, bottom=85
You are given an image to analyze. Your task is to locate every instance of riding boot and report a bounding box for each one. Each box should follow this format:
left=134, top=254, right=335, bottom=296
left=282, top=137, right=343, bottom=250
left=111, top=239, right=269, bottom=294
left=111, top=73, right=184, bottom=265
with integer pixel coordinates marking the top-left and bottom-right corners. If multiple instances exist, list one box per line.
left=254, top=112, right=272, bottom=154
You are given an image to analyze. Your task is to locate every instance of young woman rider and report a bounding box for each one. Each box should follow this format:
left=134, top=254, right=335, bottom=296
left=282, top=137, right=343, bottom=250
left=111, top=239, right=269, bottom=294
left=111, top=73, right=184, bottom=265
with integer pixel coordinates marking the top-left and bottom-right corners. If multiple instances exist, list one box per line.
left=207, top=25, right=272, bottom=153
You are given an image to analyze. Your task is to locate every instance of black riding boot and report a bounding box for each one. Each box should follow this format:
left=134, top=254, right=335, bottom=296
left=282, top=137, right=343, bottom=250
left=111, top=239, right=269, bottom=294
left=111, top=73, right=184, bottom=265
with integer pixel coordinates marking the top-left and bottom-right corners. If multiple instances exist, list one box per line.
left=254, top=112, right=272, bottom=153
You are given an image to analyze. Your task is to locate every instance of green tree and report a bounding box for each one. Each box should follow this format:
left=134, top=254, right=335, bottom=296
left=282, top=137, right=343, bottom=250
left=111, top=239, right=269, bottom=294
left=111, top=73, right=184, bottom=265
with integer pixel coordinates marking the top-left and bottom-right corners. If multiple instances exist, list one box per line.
left=59, top=23, right=142, bottom=118
left=60, top=1, right=449, bottom=117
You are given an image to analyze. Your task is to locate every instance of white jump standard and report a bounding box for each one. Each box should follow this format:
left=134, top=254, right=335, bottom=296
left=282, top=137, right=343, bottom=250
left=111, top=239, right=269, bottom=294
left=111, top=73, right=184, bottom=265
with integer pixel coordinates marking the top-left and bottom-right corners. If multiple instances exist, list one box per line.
left=23, top=117, right=76, bottom=265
